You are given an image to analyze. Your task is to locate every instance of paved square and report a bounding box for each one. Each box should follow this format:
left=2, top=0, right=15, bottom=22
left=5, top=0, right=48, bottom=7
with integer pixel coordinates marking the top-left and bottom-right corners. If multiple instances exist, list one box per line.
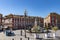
left=0, top=30, right=60, bottom=40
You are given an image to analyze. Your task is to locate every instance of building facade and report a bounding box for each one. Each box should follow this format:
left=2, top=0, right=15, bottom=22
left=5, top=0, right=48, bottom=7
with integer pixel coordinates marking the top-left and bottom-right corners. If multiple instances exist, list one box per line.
left=0, top=14, right=2, bottom=25
left=2, top=12, right=60, bottom=29
left=0, top=14, right=3, bottom=30
left=3, top=13, right=44, bottom=29
left=44, top=12, right=60, bottom=29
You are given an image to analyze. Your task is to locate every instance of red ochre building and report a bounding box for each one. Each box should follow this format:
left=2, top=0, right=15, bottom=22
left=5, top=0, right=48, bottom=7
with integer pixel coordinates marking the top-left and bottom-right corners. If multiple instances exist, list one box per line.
left=2, top=12, right=44, bottom=29
left=0, top=14, right=3, bottom=30
left=44, top=12, right=60, bottom=29
left=0, top=14, right=2, bottom=25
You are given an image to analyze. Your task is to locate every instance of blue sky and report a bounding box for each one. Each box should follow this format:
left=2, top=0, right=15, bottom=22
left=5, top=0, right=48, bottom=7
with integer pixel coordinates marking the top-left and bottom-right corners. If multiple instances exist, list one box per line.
left=0, top=0, right=60, bottom=17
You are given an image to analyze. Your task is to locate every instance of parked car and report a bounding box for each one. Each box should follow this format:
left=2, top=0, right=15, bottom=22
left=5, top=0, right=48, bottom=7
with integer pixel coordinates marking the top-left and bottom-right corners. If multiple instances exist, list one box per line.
left=5, top=30, right=15, bottom=36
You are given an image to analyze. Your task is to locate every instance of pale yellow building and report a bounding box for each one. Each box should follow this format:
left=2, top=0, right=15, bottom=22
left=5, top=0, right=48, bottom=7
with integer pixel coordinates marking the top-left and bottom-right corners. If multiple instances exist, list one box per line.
left=44, top=12, right=60, bottom=29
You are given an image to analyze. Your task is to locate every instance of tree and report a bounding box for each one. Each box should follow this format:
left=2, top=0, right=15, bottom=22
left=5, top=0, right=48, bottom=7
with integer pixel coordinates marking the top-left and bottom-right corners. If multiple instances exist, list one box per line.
left=52, top=26, right=58, bottom=38
left=52, top=26, right=58, bottom=33
left=45, top=26, right=49, bottom=33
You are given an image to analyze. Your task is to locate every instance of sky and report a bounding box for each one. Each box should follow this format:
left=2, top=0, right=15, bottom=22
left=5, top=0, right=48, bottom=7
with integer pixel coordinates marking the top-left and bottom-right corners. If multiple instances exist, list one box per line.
left=0, top=0, right=60, bottom=17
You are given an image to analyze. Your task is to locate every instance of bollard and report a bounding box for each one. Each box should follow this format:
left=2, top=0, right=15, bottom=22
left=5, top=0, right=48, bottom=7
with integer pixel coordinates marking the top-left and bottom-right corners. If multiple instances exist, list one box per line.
left=21, top=30, right=22, bottom=36
left=12, top=39, right=14, bottom=40
left=25, top=34, right=27, bottom=38
left=28, top=37, right=29, bottom=40
left=20, top=38, right=22, bottom=40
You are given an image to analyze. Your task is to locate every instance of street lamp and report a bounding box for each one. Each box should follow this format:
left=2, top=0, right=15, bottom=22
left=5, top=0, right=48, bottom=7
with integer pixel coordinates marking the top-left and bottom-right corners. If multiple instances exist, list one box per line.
left=21, top=29, right=22, bottom=36
left=20, top=17, right=22, bottom=36
left=24, top=9, right=27, bottom=38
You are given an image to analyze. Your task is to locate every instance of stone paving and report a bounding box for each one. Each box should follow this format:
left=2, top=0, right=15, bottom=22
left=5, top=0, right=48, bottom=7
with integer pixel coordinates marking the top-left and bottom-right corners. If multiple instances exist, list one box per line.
left=0, top=30, right=60, bottom=40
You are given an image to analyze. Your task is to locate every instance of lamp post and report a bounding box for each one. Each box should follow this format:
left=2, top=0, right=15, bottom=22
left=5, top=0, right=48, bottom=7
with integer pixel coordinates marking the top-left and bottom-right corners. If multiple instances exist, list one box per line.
left=24, top=16, right=27, bottom=38
left=21, top=29, right=22, bottom=36
left=24, top=9, right=27, bottom=38
left=20, top=17, right=22, bottom=36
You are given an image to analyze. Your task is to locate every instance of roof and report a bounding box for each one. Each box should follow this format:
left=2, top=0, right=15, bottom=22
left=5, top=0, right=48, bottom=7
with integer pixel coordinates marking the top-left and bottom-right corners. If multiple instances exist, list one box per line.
left=4, top=14, right=44, bottom=19
left=45, top=12, right=60, bottom=19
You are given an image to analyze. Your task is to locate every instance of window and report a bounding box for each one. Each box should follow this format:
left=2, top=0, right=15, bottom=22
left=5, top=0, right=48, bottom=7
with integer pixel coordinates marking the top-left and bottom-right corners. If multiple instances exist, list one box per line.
left=52, top=16, right=55, bottom=20
left=14, top=24, right=15, bottom=26
left=15, top=23, right=18, bottom=26
left=52, top=22, right=54, bottom=24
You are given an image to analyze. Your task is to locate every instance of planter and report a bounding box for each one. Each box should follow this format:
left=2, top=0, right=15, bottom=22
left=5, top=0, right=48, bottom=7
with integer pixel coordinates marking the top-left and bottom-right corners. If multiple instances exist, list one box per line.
left=53, top=33, right=55, bottom=39
left=34, top=34, right=39, bottom=39
left=44, top=33, right=51, bottom=39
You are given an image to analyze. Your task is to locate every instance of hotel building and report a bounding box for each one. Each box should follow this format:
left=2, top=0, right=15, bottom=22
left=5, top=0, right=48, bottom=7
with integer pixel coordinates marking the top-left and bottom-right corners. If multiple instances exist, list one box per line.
left=44, top=12, right=60, bottom=29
